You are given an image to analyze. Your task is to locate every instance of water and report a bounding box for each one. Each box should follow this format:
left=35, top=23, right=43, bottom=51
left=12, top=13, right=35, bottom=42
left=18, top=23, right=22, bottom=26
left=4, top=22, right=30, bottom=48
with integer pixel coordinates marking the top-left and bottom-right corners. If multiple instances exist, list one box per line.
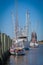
left=6, top=44, right=43, bottom=65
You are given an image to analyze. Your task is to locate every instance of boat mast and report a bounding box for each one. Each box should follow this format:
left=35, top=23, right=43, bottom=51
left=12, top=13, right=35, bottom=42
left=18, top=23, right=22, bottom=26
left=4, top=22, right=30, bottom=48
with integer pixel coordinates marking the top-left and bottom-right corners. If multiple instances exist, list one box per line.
left=15, top=0, right=19, bottom=39
left=26, top=10, right=29, bottom=38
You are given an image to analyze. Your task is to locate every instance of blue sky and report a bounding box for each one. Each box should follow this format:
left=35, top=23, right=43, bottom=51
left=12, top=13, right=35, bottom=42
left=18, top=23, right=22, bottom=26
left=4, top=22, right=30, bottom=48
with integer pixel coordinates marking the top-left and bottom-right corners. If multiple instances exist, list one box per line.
left=0, top=0, right=43, bottom=41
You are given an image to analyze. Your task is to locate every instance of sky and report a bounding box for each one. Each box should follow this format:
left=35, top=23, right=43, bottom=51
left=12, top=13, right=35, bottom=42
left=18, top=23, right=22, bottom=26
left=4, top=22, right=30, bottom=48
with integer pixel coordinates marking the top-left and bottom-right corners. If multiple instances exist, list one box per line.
left=0, top=0, right=43, bottom=41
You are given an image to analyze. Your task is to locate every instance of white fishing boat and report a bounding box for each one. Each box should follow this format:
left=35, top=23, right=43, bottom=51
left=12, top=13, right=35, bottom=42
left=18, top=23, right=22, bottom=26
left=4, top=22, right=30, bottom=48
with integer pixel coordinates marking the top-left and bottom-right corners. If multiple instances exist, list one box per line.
left=10, top=39, right=25, bottom=55
left=11, top=5, right=30, bottom=52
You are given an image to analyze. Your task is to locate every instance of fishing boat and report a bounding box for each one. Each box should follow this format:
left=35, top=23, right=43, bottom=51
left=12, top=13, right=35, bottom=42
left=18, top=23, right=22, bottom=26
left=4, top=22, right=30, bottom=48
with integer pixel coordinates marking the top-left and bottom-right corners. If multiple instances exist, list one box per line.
left=10, top=39, right=25, bottom=55
left=30, top=32, right=39, bottom=47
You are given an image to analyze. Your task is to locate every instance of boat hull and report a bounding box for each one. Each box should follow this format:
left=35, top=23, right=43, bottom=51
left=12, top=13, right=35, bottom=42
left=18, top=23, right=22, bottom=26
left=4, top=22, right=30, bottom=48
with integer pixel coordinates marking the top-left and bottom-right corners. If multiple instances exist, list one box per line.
left=30, top=42, right=39, bottom=47
left=10, top=48, right=25, bottom=55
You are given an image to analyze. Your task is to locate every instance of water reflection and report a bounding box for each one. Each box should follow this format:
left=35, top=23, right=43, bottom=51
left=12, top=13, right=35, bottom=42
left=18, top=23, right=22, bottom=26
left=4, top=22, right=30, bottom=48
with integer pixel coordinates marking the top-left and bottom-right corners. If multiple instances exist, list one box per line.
left=9, top=55, right=28, bottom=65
